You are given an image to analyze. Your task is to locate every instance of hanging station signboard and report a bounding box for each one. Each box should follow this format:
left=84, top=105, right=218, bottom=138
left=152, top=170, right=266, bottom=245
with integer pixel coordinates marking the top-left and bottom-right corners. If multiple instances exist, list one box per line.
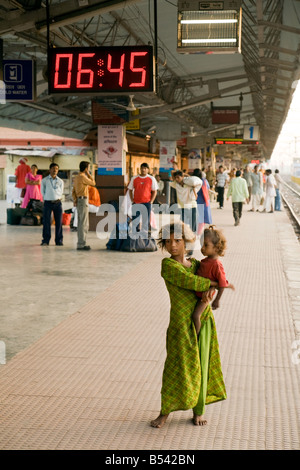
left=3, top=60, right=36, bottom=101
left=211, top=106, right=241, bottom=124
left=243, top=125, right=260, bottom=140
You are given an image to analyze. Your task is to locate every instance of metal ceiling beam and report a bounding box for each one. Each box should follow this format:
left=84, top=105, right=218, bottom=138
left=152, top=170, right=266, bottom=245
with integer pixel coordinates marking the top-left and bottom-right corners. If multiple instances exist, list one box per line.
left=262, top=71, right=294, bottom=82
left=261, top=57, right=296, bottom=69
left=256, top=0, right=266, bottom=86
left=139, top=80, right=252, bottom=120
left=257, top=20, right=300, bottom=36
left=258, top=42, right=299, bottom=56
left=169, top=74, right=249, bottom=91
left=173, top=81, right=251, bottom=114
left=0, top=0, right=141, bottom=34
left=262, top=90, right=289, bottom=100
left=38, top=0, right=141, bottom=33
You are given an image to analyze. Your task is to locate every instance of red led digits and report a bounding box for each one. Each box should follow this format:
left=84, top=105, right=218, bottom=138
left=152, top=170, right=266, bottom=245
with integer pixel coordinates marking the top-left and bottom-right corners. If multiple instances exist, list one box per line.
left=107, top=53, right=125, bottom=87
left=129, top=51, right=148, bottom=87
left=76, top=53, right=95, bottom=88
left=54, top=53, right=73, bottom=88
left=50, top=46, right=153, bottom=93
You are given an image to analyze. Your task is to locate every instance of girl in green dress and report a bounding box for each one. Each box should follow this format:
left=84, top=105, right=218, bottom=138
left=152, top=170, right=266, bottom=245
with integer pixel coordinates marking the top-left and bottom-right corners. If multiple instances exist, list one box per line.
left=151, top=222, right=227, bottom=428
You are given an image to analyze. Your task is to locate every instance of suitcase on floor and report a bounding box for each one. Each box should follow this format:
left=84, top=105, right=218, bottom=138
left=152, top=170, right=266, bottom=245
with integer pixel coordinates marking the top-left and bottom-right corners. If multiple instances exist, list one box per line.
left=20, top=214, right=42, bottom=226
left=7, top=208, right=27, bottom=225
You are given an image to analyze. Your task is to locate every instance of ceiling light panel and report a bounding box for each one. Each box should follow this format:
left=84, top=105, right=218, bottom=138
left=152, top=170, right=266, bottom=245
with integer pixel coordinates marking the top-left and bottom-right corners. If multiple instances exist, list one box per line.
left=177, top=1, right=242, bottom=54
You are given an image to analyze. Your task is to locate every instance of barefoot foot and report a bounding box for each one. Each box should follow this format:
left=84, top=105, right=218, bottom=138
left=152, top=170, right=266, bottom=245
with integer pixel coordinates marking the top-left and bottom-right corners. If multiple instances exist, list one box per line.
left=193, top=414, right=207, bottom=426
left=151, top=413, right=169, bottom=428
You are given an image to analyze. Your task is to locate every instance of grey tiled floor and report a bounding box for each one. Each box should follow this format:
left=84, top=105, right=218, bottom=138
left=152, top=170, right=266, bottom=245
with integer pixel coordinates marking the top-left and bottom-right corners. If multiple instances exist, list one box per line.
left=0, top=199, right=299, bottom=450
left=0, top=200, right=156, bottom=362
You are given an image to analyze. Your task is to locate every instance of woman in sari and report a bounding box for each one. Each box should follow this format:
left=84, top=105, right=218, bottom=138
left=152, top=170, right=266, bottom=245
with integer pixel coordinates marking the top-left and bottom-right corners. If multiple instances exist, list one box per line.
left=21, top=164, right=43, bottom=208
left=151, top=222, right=226, bottom=428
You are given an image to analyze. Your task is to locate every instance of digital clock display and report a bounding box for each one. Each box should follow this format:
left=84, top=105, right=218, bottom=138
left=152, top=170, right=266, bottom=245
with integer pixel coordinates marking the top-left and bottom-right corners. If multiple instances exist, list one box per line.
left=48, top=46, right=154, bottom=93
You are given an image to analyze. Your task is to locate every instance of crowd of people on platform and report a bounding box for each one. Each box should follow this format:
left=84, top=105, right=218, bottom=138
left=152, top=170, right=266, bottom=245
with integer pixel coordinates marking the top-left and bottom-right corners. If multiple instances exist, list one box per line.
left=184, top=163, right=284, bottom=228
left=13, top=156, right=284, bottom=250
left=154, top=161, right=284, bottom=232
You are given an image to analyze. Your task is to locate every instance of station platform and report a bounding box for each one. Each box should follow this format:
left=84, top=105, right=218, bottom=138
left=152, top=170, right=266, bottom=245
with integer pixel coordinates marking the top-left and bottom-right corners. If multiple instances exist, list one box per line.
left=0, top=199, right=299, bottom=451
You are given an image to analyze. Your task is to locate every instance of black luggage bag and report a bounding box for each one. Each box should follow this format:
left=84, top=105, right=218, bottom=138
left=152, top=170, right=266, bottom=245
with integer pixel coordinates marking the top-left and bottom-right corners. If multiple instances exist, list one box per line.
left=7, top=207, right=27, bottom=225
left=120, top=232, right=157, bottom=252
left=106, top=220, right=157, bottom=252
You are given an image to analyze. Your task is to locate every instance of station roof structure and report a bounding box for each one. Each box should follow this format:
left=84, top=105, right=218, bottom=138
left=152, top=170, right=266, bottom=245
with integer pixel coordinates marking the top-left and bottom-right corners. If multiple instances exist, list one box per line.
left=0, top=0, right=300, bottom=161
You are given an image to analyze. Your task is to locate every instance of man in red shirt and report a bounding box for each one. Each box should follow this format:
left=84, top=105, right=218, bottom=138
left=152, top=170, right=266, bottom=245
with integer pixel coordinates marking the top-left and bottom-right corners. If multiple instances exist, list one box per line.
left=128, top=162, right=158, bottom=234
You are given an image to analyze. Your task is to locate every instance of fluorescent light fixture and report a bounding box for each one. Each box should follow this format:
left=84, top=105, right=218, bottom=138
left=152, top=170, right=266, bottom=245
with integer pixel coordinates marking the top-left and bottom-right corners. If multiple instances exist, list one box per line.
left=177, top=0, right=242, bottom=54
left=181, top=19, right=238, bottom=24
left=182, top=39, right=237, bottom=44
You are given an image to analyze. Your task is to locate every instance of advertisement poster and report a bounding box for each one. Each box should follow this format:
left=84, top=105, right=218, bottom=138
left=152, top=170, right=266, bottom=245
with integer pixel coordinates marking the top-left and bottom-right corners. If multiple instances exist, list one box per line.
left=159, top=141, right=177, bottom=172
left=97, top=125, right=127, bottom=175
left=188, top=149, right=201, bottom=171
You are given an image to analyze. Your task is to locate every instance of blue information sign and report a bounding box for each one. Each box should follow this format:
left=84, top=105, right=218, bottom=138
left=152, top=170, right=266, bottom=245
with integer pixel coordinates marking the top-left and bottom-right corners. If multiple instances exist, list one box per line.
left=3, top=60, right=35, bottom=101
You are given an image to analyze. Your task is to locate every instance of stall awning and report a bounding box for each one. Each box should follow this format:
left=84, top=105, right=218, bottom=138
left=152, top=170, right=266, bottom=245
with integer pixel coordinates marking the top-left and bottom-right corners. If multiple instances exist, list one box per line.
left=4, top=149, right=57, bottom=158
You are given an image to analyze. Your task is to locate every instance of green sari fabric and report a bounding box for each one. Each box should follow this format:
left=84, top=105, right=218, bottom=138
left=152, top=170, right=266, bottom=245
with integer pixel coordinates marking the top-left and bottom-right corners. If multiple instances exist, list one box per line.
left=160, top=257, right=227, bottom=415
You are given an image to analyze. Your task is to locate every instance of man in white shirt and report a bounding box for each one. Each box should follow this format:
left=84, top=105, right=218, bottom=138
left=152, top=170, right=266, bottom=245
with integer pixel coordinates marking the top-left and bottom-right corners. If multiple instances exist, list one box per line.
left=170, top=170, right=201, bottom=235
left=41, top=163, right=64, bottom=246
left=215, top=165, right=229, bottom=209
left=274, top=169, right=284, bottom=211
left=263, top=169, right=277, bottom=213
left=227, top=170, right=249, bottom=226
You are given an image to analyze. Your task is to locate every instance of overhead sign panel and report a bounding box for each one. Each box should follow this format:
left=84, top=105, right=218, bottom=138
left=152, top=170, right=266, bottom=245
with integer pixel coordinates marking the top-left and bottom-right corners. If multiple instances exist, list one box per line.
left=199, top=2, right=225, bottom=10
left=215, top=138, right=259, bottom=145
left=125, top=109, right=140, bottom=131
left=92, top=97, right=130, bottom=125
left=48, top=46, right=154, bottom=94
left=211, top=106, right=240, bottom=124
left=3, top=60, right=35, bottom=101
left=243, top=125, right=260, bottom=140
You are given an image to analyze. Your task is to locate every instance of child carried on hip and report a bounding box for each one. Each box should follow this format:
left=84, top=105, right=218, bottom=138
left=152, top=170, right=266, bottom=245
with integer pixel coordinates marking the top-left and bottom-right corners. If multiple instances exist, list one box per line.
left=192, top=225, right=235, bottom=335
